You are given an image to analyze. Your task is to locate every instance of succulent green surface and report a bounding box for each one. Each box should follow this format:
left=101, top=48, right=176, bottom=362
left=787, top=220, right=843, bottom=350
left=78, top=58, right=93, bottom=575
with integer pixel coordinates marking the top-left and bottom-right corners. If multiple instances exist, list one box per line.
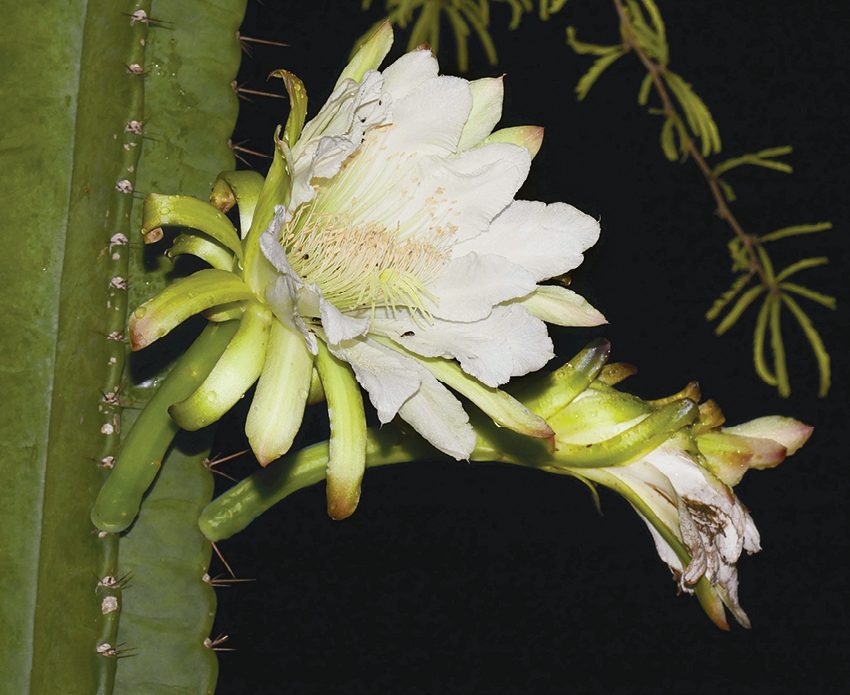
left=0, top=0, right=246, bottom=691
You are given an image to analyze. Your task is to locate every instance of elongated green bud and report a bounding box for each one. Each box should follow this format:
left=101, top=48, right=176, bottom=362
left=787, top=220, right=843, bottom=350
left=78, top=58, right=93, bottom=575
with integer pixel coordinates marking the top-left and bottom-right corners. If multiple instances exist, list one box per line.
left=143, top=193, right=243, bottom=260
left=316, top=341, right=367, bottom=520
left=91, top=321, right=238, bottom=533
left=129, top=269, right=254, bottom=350
left=169, top=302, right=273, bottom=431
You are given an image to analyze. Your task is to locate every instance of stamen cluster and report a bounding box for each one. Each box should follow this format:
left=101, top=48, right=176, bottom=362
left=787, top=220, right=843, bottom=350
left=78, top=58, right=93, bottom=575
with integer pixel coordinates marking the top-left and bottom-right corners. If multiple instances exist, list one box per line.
left=281, top=205, right=450, bottom=317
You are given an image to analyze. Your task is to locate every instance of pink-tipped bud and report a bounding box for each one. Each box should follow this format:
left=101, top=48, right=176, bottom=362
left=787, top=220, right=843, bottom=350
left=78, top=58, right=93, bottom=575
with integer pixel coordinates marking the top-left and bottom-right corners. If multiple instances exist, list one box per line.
left=723, top=416, right=813, bottom=458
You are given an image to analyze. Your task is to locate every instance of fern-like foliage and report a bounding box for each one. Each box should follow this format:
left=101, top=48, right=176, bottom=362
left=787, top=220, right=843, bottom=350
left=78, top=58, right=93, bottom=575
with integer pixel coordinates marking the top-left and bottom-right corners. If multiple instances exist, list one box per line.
left=567, top=0, right=834, bottom=397
left=358, top=0, right=567, bottom=72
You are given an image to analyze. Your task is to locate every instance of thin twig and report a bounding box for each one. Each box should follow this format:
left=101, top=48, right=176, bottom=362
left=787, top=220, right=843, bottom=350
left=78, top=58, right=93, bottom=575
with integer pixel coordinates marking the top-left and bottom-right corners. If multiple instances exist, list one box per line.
left=612, top=0, right=774, bottom=292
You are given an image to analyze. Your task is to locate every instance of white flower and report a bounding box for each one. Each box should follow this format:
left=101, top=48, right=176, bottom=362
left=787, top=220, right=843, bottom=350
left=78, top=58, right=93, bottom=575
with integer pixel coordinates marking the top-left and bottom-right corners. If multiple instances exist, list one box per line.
left=616, top=445, right=762, bottom=629
left=259, top=24, right=604, bottom=467
left=501, top=343, right=812, bottom=628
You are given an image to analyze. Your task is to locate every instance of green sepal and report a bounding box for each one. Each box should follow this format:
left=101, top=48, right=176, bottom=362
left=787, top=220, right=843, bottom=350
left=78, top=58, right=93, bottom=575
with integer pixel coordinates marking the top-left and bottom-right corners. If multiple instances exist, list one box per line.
left=142, top=193, right=243, bottom=262
left=169, top=302, right=273, bottom=431
left=550, top=399, right=699, bottom=469
left=168, top=232, right=235, bottom=271
left=245, top=318, right=313, bottom=465
left=517, top=285, right=607, bottom=327
left=269, top=71, right=308, bottom=149
left=91, top=321, right=239, bottom=534
left=512, top=338, right=611, bottom=420
left=243, top=128, right=291, bottom=295
left=210, top=170, right=266, bottom=238
left=316, top=341, right=368, bottom=520
left=307, top=366, right=326, bottom=404
left=203, top=301, right=249, bottom=322
left=335, top=20, right=393, bottom=88
left=475, top=125, right=544, bottom=159
left=129, top=269, right=255, bottom=350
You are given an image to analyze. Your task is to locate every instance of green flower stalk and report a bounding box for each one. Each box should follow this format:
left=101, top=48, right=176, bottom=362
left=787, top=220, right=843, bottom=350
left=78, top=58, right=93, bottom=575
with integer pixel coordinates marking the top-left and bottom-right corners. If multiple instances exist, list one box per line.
left=107, top=21, right=605, bottom=526
left=199, top=340, right=811, bottom=629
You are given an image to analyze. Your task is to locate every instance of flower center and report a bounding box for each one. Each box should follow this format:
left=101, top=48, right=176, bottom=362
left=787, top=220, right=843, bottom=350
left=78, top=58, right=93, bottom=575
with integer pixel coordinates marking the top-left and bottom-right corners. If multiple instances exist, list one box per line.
left=281, top=206, right=450, bottom=318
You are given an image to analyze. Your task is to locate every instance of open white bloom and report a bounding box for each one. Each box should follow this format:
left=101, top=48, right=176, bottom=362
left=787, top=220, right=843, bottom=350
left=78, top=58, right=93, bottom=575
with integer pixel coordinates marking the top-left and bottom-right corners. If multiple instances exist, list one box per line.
left=260, top=24, right=604, bottom=467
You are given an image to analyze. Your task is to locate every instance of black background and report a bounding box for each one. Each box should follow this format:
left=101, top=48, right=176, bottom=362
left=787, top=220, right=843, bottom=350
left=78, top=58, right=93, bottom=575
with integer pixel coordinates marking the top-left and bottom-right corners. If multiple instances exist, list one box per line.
left=209, top=1, right=848, bottom=693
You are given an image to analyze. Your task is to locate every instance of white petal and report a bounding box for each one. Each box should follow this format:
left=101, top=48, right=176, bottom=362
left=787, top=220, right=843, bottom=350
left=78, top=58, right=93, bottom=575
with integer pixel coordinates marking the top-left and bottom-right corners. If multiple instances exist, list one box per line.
left=457, top=76, right=504, bottom=152
left=265, top=276, right=318, bottom=355
left=453, top=200, right=600, bottom=281
left=287, top=282, right=369, bottom=345
left=314, top=141, right=530, bottom=252
left=328, top=337, right=420, bottom=423
left=260, top=221, right=301, bottom=284
left=515, top=285, right=607, bottom=327
left=427, top=252, right=537, bottom=322
left=295, top=79, right=360, bottom=155
left=383, top=75, right=471, bottom=156
left=396, top=361, right=477, bottom=460
left=291, top=72, right=392, bottom=211
left=646, top=447, right=756, bottom=578
left=376, top=304, right=552, bottom=387
left=311, top=72, right=391, bottom=181
left=316, top=287, right=371, bottom=344
left=298, top=71, right=388, bottom=149
left=380, top=46, right=440, bottom=101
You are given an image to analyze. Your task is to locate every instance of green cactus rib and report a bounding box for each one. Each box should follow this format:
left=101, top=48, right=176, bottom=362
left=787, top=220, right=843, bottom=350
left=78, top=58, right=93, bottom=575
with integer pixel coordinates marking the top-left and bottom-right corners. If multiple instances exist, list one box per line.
left=110, top=0, right=248, bottom=691
left=114, top=430, right=221, bottom=694
left=92, top=321, right=239, bottom=534
left=0, top=0, right=154, bottom=691
left=143, top=193, right=244, bottom=261
left=169, top=303, right=273, bottom=431
left=2, top=0, right=246, bottom=692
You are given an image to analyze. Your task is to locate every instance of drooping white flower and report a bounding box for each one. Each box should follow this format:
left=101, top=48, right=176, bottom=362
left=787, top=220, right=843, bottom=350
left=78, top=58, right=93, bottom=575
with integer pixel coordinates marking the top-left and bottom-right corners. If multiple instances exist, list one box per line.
left=507, top=345, right=812, bottom=628
left=259, top=24, right=604, bottom=471
left=624, top=445, right=762, bottom=629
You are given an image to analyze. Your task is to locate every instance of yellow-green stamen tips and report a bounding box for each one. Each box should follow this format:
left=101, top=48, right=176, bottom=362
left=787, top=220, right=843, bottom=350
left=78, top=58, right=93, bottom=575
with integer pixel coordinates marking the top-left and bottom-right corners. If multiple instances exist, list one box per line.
left=280, top=205, right=450, bottom=317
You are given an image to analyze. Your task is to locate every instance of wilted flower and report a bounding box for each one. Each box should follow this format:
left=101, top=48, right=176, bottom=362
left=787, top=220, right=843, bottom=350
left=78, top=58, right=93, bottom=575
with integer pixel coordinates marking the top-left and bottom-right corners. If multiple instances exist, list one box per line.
left=471, top=340, right=812, bottom=628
